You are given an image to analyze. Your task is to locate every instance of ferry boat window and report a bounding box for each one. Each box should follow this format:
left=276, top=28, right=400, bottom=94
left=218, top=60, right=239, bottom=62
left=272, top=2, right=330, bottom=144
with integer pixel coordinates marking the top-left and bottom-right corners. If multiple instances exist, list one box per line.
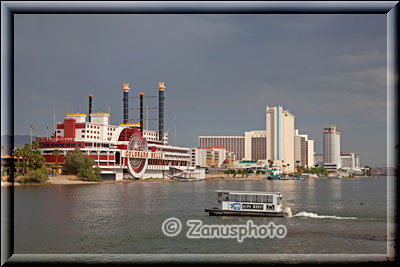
left=234, top=194, right=240, bottom=202
left=262, top=195, right=273, bottom=203
left=223, top=193, right=229, bottom=201
left=265, top=195, right=274, bottom=203
left=241, top=195, right=250, bottom=203
left=217, top=192, right=222, bottom=203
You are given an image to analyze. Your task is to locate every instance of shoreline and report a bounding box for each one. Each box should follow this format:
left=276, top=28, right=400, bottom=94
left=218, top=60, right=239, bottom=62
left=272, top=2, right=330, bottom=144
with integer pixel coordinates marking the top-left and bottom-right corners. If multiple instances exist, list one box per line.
left=1, top=175, right=267, bottom=186
left=1, top=174, right=386, bottom=187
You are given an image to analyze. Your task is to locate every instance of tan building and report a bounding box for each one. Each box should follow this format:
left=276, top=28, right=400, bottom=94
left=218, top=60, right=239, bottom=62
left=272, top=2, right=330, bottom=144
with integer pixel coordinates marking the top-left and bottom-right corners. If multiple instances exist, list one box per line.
left=294, top=129, right=314, bottom=168
left=198, top=136, right=245, bottom=160
left=266, top=106, right=295, bottom=172
left=244, top=130, right=266, bottom=161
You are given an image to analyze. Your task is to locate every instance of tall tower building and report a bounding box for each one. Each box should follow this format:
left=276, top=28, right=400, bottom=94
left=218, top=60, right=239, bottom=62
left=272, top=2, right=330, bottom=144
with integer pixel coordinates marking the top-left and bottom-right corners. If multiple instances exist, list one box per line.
left=266, top=105, right=295, bottom=172
left=323, top=125, right=341, bottom=172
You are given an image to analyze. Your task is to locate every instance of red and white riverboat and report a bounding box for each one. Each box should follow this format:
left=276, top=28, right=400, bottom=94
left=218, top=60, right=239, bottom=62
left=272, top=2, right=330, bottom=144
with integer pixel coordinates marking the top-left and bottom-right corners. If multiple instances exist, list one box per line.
left=36, top=82, right=205, bottom=180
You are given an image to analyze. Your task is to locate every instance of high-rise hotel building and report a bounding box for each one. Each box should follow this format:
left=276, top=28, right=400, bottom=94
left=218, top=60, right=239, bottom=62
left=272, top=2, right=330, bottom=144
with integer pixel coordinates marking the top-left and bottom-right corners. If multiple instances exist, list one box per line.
left=199, top=130, right=266, bottom=162
left=323, top=125, right=341, bottom=172
left=266, top=106, right=295, bottom=172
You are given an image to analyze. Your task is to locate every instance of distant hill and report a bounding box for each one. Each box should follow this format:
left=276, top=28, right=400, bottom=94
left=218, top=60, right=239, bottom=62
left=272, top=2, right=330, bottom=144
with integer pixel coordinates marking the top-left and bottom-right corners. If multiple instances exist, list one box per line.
left=1, top=135, right=35, bottom=155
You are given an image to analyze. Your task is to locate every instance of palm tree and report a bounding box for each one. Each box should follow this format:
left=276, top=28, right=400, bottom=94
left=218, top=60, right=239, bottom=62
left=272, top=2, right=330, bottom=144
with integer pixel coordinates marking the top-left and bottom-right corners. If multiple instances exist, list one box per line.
left=31, top=140, right=39, bottom=150
left=22, top=144, right=32, bottom=175
left=52, top=149, right=60, bottom=175
left=14, top=148, right=22, bottom=175
left=267, top=159, right=273, bottom=169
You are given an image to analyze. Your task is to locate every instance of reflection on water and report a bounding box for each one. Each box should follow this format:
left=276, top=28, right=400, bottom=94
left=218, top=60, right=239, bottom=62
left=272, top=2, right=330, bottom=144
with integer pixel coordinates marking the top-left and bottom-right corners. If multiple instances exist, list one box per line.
left=13, top=178, right=388, bottom=254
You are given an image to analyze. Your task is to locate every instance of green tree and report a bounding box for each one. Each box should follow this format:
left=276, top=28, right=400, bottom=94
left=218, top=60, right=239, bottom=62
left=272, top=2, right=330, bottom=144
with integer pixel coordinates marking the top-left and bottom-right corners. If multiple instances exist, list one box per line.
left=238, top=169, right=246, bottom=178
left=14, top=147, right=22, bottom=175
left=64, top=148, right=102, bottom=182
left=52, top=149, right=60, bottom=164
left=320, top=167, right=328, bottom=177
left=267, top=159, right=273, bottom=168
left=21, top=144, right=33, bottom=175
left=29, top=150, right=45, bottom=170
left=31, top=140, right=40, bottom=150
left=52, top=149, right=61, bottom=175
left=19, top=168, right=49, bottom=184
left=364, top=165, right=372, bottom=176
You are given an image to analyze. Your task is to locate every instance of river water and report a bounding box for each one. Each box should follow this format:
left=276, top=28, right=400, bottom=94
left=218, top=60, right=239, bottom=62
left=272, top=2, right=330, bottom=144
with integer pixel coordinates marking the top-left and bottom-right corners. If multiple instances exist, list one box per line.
left=13, top=177, right=391, bottom=254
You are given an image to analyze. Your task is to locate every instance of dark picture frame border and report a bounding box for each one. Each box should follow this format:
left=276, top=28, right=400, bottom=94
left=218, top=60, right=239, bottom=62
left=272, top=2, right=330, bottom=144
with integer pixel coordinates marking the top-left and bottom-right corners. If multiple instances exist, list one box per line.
left=1, top=1, right=398, bottom=265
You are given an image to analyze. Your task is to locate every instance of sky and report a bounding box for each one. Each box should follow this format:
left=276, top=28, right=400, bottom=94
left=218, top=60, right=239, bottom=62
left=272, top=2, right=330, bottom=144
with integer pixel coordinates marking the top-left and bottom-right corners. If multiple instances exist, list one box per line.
left=13, top=14, right=388, bottom=167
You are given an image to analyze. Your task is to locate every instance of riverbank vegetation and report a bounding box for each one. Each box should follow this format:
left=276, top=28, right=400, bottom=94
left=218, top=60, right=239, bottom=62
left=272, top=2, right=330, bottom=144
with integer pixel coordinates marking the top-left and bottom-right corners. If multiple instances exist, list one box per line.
left=13, top=141, right=49, bottom=184
left=63, top=148, right=102, bottom=182
left=296, top=166, right=328, bottom=177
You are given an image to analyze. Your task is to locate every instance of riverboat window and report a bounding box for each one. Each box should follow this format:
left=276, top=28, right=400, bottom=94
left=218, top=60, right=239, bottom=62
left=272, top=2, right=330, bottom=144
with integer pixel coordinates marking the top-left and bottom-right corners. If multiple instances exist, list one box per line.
left=66, top=143, right=70, bottom=147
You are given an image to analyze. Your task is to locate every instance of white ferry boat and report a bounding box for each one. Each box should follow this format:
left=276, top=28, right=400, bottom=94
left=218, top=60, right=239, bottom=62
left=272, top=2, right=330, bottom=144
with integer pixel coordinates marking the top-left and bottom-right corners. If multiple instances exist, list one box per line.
left=205, top=190, right=292, bottom=217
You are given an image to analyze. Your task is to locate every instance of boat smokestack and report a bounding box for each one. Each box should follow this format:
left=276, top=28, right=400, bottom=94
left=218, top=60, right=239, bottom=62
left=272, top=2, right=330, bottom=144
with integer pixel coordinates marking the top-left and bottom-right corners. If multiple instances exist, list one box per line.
left=88, top=94, right=93, bottom=122
left=122, top=83, right=130, bottom=124
left=157, top=81, right=165, bottom=144
left=140, top=92, right=144, bottom=133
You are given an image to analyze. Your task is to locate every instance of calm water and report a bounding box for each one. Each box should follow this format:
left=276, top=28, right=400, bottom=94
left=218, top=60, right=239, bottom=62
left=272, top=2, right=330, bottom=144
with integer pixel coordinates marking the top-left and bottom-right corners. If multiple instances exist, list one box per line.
left=13, top=178, right=390, bottom=254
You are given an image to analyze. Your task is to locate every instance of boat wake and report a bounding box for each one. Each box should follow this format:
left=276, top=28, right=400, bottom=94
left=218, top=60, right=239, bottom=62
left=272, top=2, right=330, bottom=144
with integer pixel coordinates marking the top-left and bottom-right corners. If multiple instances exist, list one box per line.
left=293, top=211, right=358, bottom=220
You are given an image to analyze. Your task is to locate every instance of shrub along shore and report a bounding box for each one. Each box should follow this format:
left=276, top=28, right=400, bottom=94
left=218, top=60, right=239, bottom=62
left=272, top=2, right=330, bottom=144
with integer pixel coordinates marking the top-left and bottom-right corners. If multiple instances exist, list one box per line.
left=2, top=143, right=103, bottom=184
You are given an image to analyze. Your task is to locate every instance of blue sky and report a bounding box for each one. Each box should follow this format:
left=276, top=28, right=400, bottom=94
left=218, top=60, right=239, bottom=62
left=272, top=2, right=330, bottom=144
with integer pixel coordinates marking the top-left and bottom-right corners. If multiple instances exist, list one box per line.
left=13, top=14, right=388, bottom=167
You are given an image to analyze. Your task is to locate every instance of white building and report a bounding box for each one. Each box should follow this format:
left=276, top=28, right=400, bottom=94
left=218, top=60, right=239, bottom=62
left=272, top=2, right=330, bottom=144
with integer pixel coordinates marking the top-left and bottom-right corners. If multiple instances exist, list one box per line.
left=323, top=125, right=341, bottom=172
left=266, top=106, right=295, bottom=172
left=234, top=160, right=267, bottom=170
left=190, top=147, right=235, bottom=169
left=340, top=152, right=360, bottom=169
left=314, top=153, right=324, bottom=167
